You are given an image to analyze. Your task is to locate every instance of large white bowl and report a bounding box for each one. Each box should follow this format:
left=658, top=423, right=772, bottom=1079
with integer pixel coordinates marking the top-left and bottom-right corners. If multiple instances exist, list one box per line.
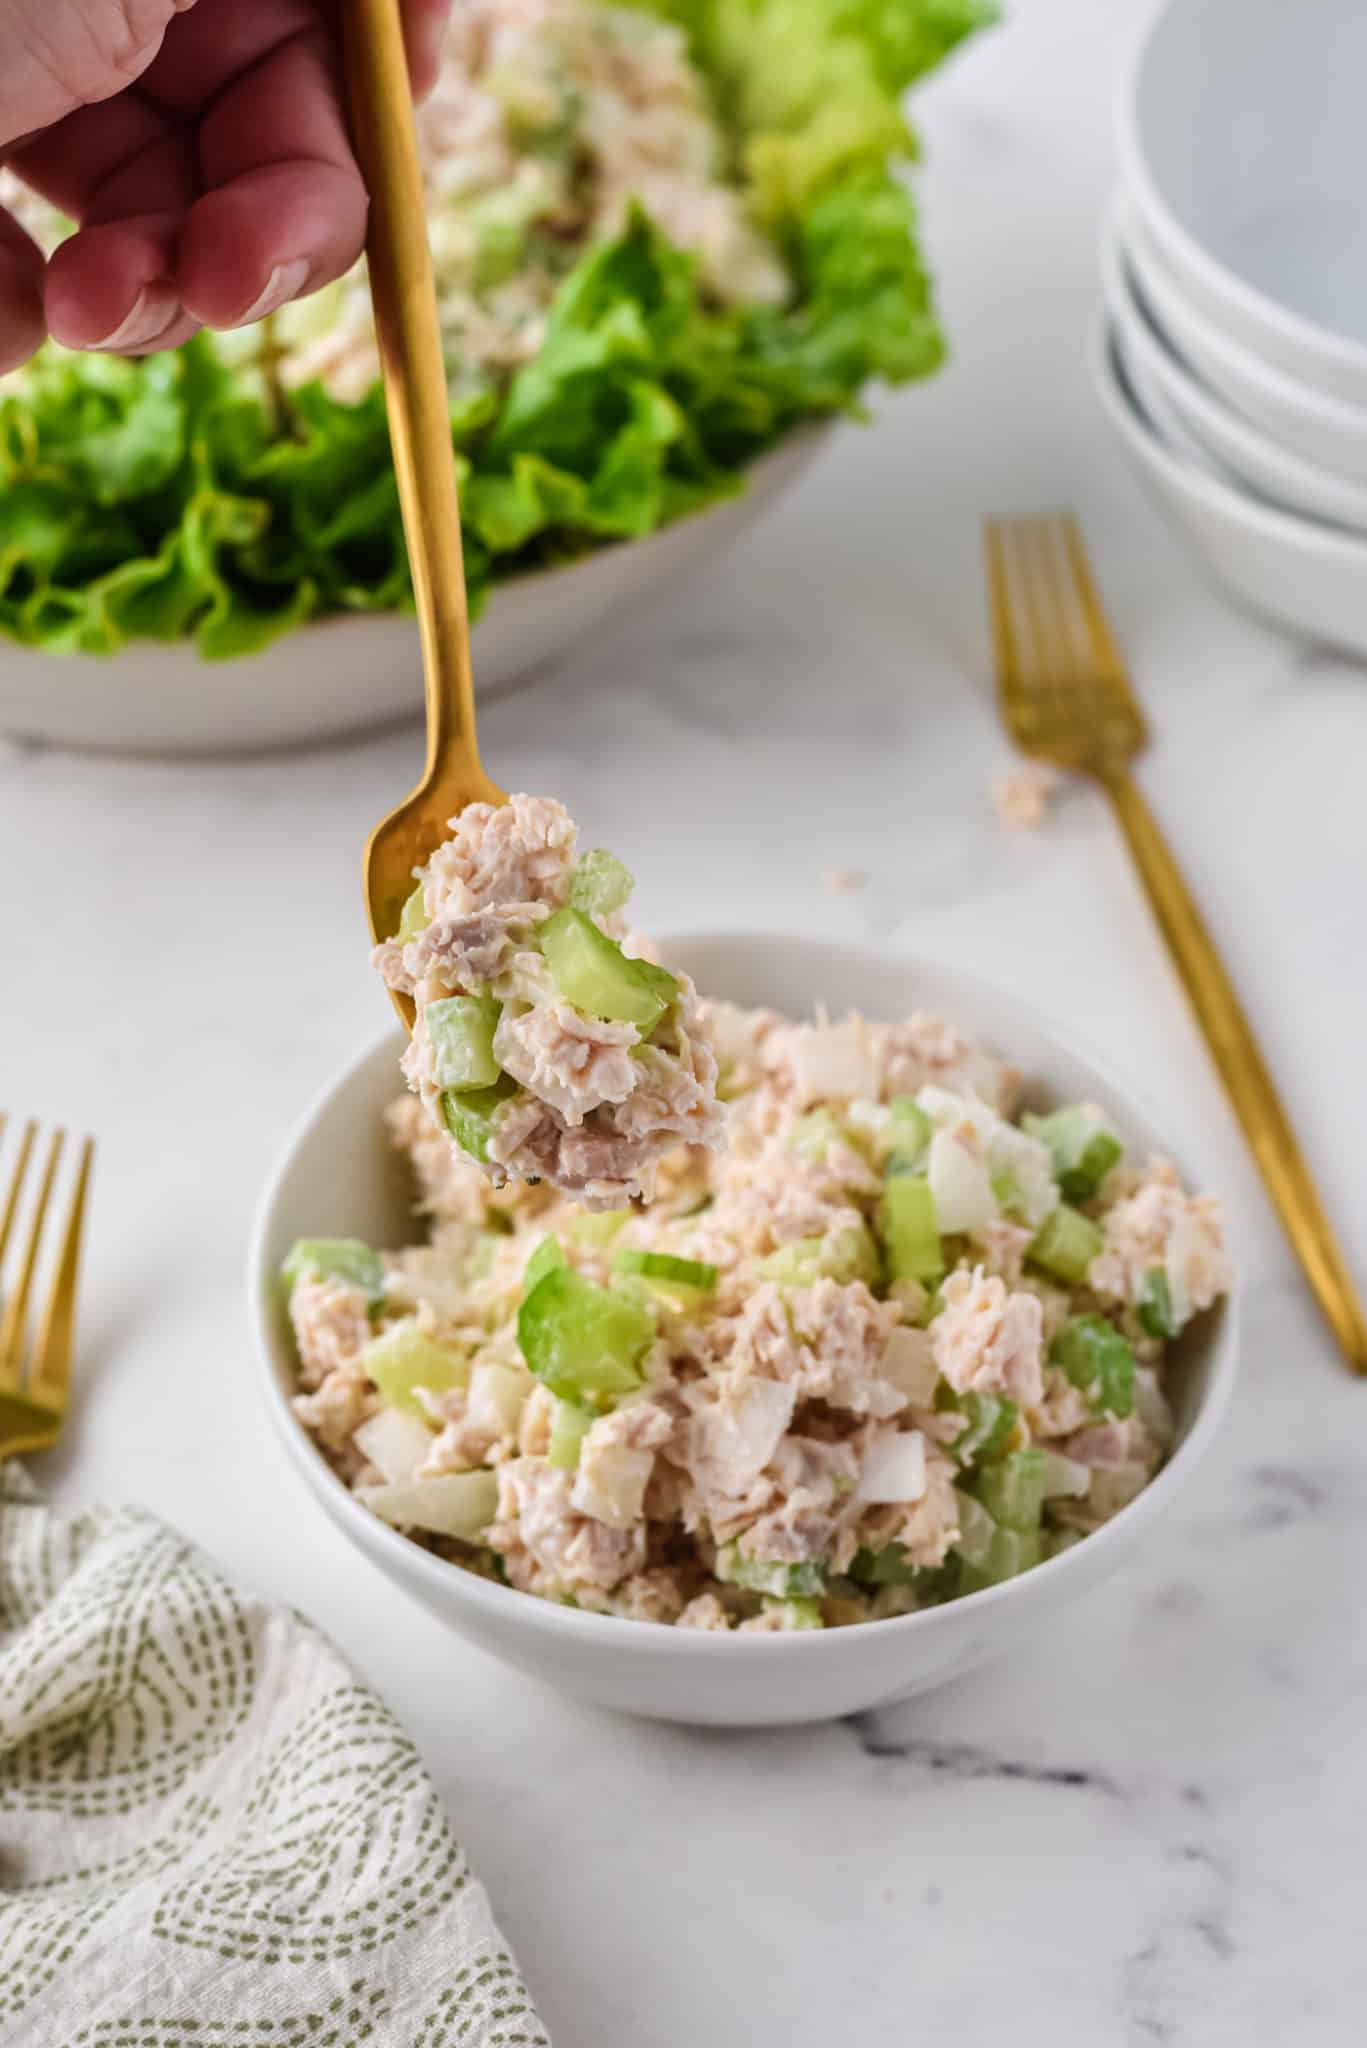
left=1119, top=0, right=1367, bottom=406
left=1102, top=215, right=1367, bottom=535
left=1119, top=205, right=1367, bottom=487
left=0, top=429, right=826, bottom=757
left=249, top=933, right=1238, bottom=1728
left=1095, top=325, right=1367, bottom=661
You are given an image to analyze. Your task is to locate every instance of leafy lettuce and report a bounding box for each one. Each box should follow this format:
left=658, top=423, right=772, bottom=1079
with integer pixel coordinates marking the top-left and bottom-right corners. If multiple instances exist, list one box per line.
left=0, top=0, right=994, bottom=658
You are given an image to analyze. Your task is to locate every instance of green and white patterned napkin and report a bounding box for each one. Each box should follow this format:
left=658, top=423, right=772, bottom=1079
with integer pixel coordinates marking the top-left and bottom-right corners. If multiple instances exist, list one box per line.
left=0, top=1467, right=549, bottom=2047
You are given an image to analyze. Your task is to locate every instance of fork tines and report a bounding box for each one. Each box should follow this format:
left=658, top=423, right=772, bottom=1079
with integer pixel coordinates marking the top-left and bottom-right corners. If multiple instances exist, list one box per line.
left=985, top=512, right=1148, bottom=767
left=0, top=1115, right=95, bottom=1428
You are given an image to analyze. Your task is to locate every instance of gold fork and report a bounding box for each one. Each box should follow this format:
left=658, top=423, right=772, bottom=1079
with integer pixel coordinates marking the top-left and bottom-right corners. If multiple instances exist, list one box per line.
left=986, top=512, right=1367, bottom=1375
left=0, top=1116, right=95, bottom=1460
left=344, top=0, right=506, bottom=1032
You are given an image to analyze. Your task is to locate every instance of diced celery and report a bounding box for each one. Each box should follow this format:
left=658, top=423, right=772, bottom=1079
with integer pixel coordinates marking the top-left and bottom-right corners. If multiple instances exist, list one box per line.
left=361, top=1318, right=468, bottom=1418
left=1138, top=1267, right=1176, bottom=1339
left=973, top=1448, right=1049, bottom=1532
left=395, top=881, right=430, bottom=944
left=538, top=908, right=678, bottom=1032
left=1022, top=1105, right=1124, bottom=1202
left=913, top=1284, right=945, bottom=1328
left=952, top=1489, right=998, bottom=1571
left=758, top=1223, right=879, bottom=1290
left=426, top=994, right=501, bottom=1090
left=885, top=1095, right=932, bottom=1171
left=955, top=1525, right=1044, bottom=1594
left=787, top=1108, right=846, bottom=1162
left=567, top=1210, right=631, bottom=1249
left=547, top=1397, right=594, bottom=1470
left=1028, top=1202, right=1104, bottom=1286
left=463, top=1234, right=503, bottom=1288
left=569, top=849, right=634, bottom=919
left=1051, top=1314, right=1136, bottom=1417
left=951, top=1391, right=1019, bottom=1467
left=715, top=1544, right=826, bottom=1599
left=523, top=1234, right=568, bottom=1294
left=877, top=1175, right=943, bottom=1287
left=762, top=1597, right=825, bottom=1630
left=281, top=1237, right=384, bottom=1302
left=850, top=1542, right=919, bottom=1587
left=358, top=1469, right=498, bottom=1541
left=614, top=1249, right=718, bottom=1293
left=441, top=1075, right=518, bottom=1164
left=517, top=1267, right=653, bottom=1401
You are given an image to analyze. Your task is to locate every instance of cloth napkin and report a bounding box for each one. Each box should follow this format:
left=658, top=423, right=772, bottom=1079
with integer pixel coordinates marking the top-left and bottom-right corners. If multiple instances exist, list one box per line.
left=0, top=1466, right=549, bottom=2046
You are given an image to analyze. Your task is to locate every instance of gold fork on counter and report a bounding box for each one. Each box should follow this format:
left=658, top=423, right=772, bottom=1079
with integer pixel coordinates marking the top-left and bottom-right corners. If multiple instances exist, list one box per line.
left=986, top=512, right=1367, bottom=1375
left=343, top=0, right=506, bottom=1033
left=0, top=1117, right=95, bottom=1459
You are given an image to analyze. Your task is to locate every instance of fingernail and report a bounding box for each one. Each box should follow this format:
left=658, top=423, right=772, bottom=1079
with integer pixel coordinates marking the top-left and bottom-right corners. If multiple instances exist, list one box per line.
left=92, top=283, right=181, bottom=353
left=235, top=258, right=309, bottom=327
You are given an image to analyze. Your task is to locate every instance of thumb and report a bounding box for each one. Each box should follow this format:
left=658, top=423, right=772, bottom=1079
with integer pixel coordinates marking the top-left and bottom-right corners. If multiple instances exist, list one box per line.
left=0, top=0, right=188, bottom=151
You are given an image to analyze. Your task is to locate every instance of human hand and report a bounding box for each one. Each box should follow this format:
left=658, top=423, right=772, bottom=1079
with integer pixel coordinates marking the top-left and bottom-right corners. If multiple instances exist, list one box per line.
left=0, top=0, right=449, bottom=371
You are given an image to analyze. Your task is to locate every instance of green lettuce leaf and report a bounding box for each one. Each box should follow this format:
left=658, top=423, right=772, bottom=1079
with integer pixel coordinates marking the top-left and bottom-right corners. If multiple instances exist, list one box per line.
left=0, top=0, right=995, bottom=660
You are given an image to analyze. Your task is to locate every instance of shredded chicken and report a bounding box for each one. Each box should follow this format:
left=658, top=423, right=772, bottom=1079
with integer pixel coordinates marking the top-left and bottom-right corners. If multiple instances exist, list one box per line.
left=932, top=1266, right=1046, bottom=1406
left=1089, top=1159, right=1233, bottom=1326
left=289, top=987, right=1231, bottom=1628
left=266, top=0, right=789, bottom=399
left=376, top=795, right=725, bottom=1206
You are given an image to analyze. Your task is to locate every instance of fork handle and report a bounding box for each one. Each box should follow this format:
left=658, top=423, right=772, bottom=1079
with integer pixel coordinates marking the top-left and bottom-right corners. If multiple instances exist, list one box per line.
left=1101, top=767, right=1367, bottom=1372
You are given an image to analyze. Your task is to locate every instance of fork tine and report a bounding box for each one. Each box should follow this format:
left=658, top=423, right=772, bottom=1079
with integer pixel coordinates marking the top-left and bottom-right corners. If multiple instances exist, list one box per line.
left=0, top=1117, right=38, bottom=1272
left=1060, top=515, right=1136, bottom=689
left=985, top=521, right=1022, bottom=700
left=27, top=1136, right=94, bottom=1414
left=1031, top=515, right=1095, bottom=687
left=0, top=1127, right=64, bottom=1377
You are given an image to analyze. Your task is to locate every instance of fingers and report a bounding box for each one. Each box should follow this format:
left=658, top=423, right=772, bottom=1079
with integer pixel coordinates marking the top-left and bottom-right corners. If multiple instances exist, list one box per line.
left=0, top=207, right=46, bottom=371
left=177, top=24, right=365, bottom=327
left=5, top=0, right=446, bottom=354
left=44, top=210, right=197, bottom=353
left=177, top=162, right=363, bottom=327
left=8, top=87, right=186, bottom=224
left=11, top=91, right=200, bottom=353
left=400, top=0, right=452, bottom=99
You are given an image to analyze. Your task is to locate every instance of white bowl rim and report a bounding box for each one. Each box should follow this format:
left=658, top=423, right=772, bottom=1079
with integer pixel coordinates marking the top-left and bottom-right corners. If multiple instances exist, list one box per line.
left=1116, top=197, right=1367, bottom=437
left=249, top=933, right=1241, bottom=1658
left=1102, top=212, right=1367, bottom=530
left=1116, top=0, right=1367, bottom=381
left=1096, top=314, right=1367, bottom=564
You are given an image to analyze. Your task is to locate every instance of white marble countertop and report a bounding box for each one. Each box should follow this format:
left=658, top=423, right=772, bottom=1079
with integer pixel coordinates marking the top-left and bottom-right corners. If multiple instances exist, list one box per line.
left=6, top=0, right=1367, bottom=2040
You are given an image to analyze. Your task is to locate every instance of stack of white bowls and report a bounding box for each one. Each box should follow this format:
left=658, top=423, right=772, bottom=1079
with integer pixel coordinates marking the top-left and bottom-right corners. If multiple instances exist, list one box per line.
left=1097, top=0, right=1367, bottom=657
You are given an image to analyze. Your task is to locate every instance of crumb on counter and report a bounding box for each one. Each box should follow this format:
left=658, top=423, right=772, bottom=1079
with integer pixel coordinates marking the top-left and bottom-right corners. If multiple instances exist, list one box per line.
left=992, top=763, right=1062, bottom=832
left=823, top=867, right=868, bottom=896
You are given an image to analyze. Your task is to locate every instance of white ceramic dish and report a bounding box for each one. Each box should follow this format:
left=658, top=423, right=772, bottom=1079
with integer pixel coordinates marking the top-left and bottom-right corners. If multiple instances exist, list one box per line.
left=1119, top=0, right=1367, bottom=406
left=249, top=932, right=1239, bottom=1728
left=0, top=428, right=826, bottom=757
left=1118, top=205, right=1367, bottom=488
left=1095, top=326, right=1367, bottom=662
left=1102, top=216, right=1367, bottom=535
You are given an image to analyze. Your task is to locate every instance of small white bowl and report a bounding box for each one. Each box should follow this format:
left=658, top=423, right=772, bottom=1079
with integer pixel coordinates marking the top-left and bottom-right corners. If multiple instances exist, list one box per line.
left=1103, top=215, right=1367, bottom=535
left=1119, top=0, right=1367, bottom=406
left=1096, top=325, right=1367, bottom=661
left=0, top=428, right=826, bottom=757
left=1118, top=204, right=1367, bottom=487
left=249, top=933, right=1238, bottom=1728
